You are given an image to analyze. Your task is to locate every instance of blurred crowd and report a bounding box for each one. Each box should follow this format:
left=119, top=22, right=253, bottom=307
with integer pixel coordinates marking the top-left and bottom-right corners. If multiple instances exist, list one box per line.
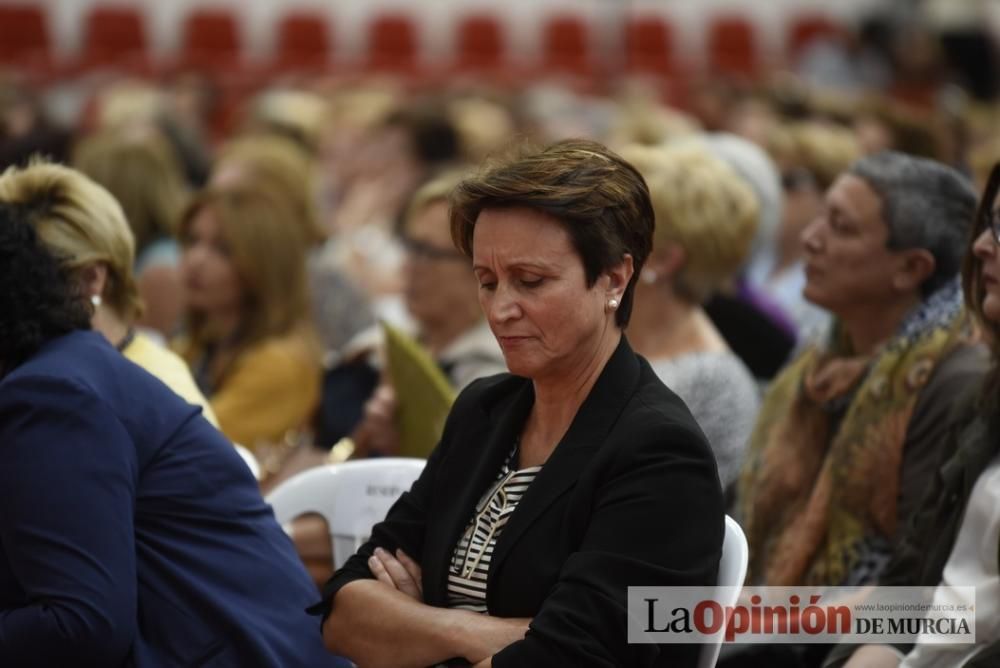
left=2, top=1, right=1000, bottom=665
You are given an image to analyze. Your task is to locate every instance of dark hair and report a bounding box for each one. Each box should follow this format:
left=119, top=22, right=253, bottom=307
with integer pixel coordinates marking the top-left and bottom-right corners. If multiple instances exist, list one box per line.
left=962, top=161, right=1000, bottom=412
left=0, top=202, right=91, bottom=375
left=384, top=103, right=460, bottom=167
left=449, top=139, right=653, bottom=327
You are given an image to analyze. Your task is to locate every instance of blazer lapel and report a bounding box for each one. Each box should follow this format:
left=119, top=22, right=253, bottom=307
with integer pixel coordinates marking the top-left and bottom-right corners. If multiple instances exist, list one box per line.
left=425, top=380, right=535, bottom=605
left=488, top=337, right=641, bottom=587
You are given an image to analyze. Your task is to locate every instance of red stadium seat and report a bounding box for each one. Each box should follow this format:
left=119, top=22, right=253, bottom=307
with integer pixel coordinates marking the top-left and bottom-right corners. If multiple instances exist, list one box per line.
left=454, top=14, right=505, bottom=72
left=624, top=15, right=676, bottom=77
left=787, top=14, right=847, bottom=61
left=78, top=6, right=149, bottom=73
left=177, top=9, right=242, bottom=74
left=707, top=14, right=759, bottom=78
left=0, top=5, right=53, bottom=77
left=539, top=14, right=595, bottom=80
left=273, top=11, right=331, bottom=73
left=365, top=13, right=419, bottom=74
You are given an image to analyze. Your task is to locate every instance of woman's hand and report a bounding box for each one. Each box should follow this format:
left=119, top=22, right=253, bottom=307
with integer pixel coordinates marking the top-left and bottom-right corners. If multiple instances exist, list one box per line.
left=843, top=644, right=903, bottom=668
left=460, top=616, right=530, bottom=665
left=369, top=547, right=423, bottom=601
left=351, top=384, right=400, bottom=457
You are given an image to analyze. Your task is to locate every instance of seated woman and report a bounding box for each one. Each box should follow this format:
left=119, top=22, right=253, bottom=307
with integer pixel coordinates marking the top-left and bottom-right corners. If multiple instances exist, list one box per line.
left=313, top=140, right=725, bottom=667
left=738, top=151, right=987, bottom=590
left=210, top=133, right=376, bottom=364
left=0, top=202, right=344, bottom=667
left=173, top=187, right=322, bottom=470
left=0, top=161, right=215, bottom=425
left=349, top=170, right=508, bottom=457
left=621, top=142, right=761, bottom=488
left=823, top=162, right=1000, bottom=668
left=209, top=133, right=377, bottom=451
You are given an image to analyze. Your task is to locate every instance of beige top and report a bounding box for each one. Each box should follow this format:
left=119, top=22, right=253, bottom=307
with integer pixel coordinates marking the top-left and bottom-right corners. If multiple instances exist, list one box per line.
left=123, top=332, right=219, bottom=427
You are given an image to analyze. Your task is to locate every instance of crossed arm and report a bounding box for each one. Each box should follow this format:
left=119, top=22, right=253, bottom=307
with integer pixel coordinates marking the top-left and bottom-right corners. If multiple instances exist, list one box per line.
left=321, top=548, right=529, bottom=667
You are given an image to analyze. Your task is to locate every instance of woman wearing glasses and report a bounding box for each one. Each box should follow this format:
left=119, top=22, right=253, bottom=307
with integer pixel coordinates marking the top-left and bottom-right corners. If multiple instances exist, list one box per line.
left=348, top=171, right=506, bottom=457
left=314, top=140, right=725, bottom=667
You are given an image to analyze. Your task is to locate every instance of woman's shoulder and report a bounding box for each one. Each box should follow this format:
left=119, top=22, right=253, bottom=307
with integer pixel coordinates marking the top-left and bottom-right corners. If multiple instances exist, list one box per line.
left=626, top=361, right=719, bottom=454
left=3, top=331, right=115, bottom=395
left=0, top=332, right=195, bottom=435
left=652, top=350, right=757, bottom=392
left=123, top=334, right=219, bottom=426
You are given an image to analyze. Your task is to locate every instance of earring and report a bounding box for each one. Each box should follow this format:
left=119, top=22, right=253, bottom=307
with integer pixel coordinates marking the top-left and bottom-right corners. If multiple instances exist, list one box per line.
left=641, top=268, right=658, bottom=285
left=607, top=298, right=619, bottom=310
left=90, top=294, right=102, bottom=308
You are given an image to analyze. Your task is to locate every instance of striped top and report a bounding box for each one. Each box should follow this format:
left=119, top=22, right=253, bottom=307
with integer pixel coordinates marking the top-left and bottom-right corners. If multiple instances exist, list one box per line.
left=447, top=445, right=541, bottom=612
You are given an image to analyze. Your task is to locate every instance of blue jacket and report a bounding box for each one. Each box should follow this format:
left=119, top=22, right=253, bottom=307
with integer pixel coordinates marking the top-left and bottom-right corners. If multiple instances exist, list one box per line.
left=0, top=331, right=343, bottom=667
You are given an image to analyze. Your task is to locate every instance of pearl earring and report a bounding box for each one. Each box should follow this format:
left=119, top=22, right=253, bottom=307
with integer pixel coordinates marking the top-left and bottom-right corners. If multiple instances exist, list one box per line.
left=608, top=298, right=619, bottom=310
left=91, top=295, right=102, bottom=308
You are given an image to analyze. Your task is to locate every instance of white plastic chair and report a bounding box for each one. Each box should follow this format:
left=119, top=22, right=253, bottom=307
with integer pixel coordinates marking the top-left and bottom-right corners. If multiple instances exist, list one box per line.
left=698, top=515, right=750, bottom=668
left=266, top=458, right=426, bottom=569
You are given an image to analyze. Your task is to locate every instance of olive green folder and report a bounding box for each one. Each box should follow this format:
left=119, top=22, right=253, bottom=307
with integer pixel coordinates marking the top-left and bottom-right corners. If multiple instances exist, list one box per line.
left=381, top=321, right=457, bottom=459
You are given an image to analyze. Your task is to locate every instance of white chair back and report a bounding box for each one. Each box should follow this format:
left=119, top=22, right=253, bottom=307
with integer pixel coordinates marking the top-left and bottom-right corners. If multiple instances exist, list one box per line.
left=266, top=458, right=426, bottom=569
left=698, top=515, right=749, bottom=668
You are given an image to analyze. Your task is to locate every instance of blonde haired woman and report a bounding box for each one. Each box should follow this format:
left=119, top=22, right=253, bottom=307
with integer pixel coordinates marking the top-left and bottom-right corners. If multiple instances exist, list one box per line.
left=621, top=142, right=761, bottom=487
left=0, top=161, right=215, bottom=424
left=209, top=133, right=375, bottom=362
left=175, top=187, right=321, bottom=462
left=211, top=133, right=325, bottom=245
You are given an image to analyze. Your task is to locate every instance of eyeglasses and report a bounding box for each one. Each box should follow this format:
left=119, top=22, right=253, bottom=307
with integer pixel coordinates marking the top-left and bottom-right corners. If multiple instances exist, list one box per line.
left=781, top=168, right=817, bottom=192
left=990, top=210, right=1000, bottom=244
left=401, top=236, right=468, bottom=263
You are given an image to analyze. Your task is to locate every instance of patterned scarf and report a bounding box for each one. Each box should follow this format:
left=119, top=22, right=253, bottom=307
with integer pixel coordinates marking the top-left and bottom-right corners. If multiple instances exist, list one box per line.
left=738, top=279, right=977, bottom=586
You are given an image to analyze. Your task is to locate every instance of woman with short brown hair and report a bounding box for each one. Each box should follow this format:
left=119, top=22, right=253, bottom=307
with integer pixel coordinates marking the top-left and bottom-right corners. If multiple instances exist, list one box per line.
left=315, top=139, right=723, bottom=667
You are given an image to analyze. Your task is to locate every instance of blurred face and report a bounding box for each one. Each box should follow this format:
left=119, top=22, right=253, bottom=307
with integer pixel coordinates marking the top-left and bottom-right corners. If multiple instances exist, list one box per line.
left=180, top=207, right=243, bottom=317
left=402, top=200, right=478, bottom=334
left=801, top=174, right=905, bottom=318
left=780, top=168, right=823, bottom=250
left=472, top=207, right=618, bottom=382
left=855, top=116, right=894, bottom=155
left=208, top=160, right=250, bottom=189
left=972, top=190, right=1000, bottom=323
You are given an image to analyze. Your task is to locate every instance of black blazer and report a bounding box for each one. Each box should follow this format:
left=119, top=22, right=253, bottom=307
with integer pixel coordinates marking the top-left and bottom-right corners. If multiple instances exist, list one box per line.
left=319, top=337, right=725, bottom=667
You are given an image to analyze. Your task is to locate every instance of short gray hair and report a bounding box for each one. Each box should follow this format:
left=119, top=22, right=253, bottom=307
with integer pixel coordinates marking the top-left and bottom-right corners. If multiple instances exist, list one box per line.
left=849, top=151, right=977, bottom=296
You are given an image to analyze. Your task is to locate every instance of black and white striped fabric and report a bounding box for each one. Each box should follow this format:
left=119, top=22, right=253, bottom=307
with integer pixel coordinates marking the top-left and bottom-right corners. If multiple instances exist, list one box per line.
left=447, top=445, right=541, bottom=612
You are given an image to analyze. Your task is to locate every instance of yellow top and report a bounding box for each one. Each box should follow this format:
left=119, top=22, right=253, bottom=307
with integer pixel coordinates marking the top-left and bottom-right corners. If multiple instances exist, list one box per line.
left=123, top=332, right=219, bottom=427
left=203, top=334, right=321, bottom=451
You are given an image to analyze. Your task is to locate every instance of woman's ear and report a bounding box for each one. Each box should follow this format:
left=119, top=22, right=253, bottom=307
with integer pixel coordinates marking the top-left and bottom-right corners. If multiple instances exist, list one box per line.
left=606, top=253, right=634, bottom=300
left=660, top=243, right=687, bottom=278
left=643, top=243, right=687, bottom=283
left=77, top=263, right=109, bottom=301
left=892, top=249, right=935, bottom=293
